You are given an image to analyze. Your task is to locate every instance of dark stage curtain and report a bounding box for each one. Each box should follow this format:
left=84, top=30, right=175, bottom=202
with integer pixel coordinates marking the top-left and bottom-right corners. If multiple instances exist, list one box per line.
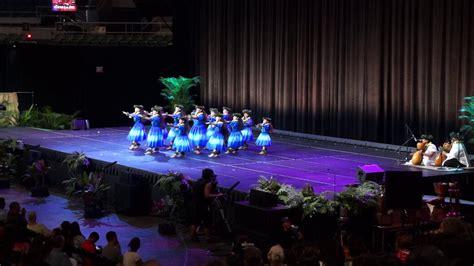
left=195, top=0, right=474, bottom=145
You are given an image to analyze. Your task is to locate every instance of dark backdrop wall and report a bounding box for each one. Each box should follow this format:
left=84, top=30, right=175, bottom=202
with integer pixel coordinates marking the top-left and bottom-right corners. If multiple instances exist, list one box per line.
left=195, top=0, right=474, bottom=144
left=0, top=44, right=184, bottom=127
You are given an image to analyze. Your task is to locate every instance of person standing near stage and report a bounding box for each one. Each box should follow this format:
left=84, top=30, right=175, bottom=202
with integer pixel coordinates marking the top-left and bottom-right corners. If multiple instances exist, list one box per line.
left=171, top=117, right=193, bottom=158
left=240, top=109, right=254, bottom=150
left=122, top=105, right=147, bottom=150
left=256, top=117, right=273, bottom=155
left=226, top=113, right=244, bottom=154
left=189, top=105, right=208, bottom=154
left=165, top=104, right=185, bottom=150
left=442, top=132, right=471, bottom=167
left=420, top=134, right=437, bottom=166
left=191, top=168, right=223, bottom=241
left=143, top=105, right=164, bottom=155
left=206, top=113, right=227, bottom=158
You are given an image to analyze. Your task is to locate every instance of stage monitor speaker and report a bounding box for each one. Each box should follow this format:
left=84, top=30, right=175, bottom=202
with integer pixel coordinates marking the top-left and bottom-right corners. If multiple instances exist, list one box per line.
left=249, top=189, right=278, bottom=208
left=357, top=164, right=385, bottom=183
left=384, top=171, right=422, bottom=210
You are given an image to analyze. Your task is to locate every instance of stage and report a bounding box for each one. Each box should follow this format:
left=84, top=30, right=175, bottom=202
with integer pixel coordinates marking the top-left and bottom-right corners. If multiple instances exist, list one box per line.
left=0, top=127, right=472, bottom=196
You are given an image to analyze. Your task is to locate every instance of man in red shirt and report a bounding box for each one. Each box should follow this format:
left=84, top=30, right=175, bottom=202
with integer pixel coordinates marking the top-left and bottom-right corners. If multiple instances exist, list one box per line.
left=81, top=231, right=100, bottom=266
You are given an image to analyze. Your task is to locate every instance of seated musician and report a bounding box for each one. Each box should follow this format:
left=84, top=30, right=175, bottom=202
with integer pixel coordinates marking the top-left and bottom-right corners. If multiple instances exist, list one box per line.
left=420, top=134, right=437, bottom=166
left=405, top=134, right=437, bottom=166
left=442, top=132, right=471, bottom=168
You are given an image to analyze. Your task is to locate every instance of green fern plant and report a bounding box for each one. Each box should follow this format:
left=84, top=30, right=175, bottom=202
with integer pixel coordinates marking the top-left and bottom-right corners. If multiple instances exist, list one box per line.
left=159, top=76, right=200, bottom=111
left=458, top=96, right=474, bottom=144
left=256, top=176, right=282, bottom=193
left=153, top=171, right=191, bottom=209
left=19, top=105, right=78, bottom=129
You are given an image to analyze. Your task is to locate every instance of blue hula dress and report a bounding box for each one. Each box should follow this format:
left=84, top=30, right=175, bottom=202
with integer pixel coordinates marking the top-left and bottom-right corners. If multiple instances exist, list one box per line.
left=162, top=127, right=168, bottom=140
left=206, top=116, right=217, bottom=140
left=227, top=121, right=244, bottom=149
left=223, top=114, right=232, bottom=132
left=206, top=122, right=226, bottom=152
left=188, top=113, right=208, bottom=148
left=241, top=117, right=254, bottom=142
left=127, top=114, right=147, bottom=142
left=165, top=112, right=182, bottom=145
left=172, top=124, right=193, bottom=152
left=147, top=115, right=164, bottom=148
left=255, top=123, right=272, bottom=147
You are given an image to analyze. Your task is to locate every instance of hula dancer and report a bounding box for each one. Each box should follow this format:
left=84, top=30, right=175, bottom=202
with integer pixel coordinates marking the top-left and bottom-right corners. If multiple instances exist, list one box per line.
left=206, top=108, right=219, bottom=141
left=255, top=117, right=273, bottom=155
left=206, top=113, right=227, bottom=158
left=144, top=105, right=165, bottom=155
left=171, top=117, right=193, bottom=158
left=164, top=104, right=185, bottom=150
left=225, top=113, right=244, bottom=154
left=122, top=105, right=147, bottom=150
left=222, top=107, right=232, bottom=132
left=239, top=109, right=254, bottom=150
left=188, top=105, right=208, bottom=154
left=160, top=107, right=169, bottom=141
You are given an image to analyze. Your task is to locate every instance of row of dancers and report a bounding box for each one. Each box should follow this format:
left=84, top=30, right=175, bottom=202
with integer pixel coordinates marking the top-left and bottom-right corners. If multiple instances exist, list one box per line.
left=122, top=104, right=273, bottom=158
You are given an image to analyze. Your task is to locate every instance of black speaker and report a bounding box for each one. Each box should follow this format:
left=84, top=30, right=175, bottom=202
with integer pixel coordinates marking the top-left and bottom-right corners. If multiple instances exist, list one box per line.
left=249, top=189, right=278, bottom=207
left=384, top=171, right=422, bottom=210
left=114, top=173, right=151, bottom=216
left=357, top=164, right=385, bottom=183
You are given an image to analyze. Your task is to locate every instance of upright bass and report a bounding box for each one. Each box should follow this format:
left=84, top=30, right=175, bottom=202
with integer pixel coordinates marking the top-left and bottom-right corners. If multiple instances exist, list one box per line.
left=410, top=142, right=426, bottom=165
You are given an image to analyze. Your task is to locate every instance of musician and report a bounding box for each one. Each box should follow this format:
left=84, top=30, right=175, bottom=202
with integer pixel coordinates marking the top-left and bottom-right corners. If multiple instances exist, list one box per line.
left=442, top=132, right=470, bottom=168
left=405, top=134, right=437, bottom=166
left=420, top=134, right=437, bottom=166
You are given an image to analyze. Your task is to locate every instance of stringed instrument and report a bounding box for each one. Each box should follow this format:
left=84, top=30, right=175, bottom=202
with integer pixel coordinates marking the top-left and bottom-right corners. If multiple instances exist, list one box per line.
left=410, top=142, right=426, bottom=165
left=434, top=142, right=452, bottom=167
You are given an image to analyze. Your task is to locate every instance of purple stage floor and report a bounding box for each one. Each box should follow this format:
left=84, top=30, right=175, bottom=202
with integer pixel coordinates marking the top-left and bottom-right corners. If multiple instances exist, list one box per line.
left=0, top=127, right=460, bottom=194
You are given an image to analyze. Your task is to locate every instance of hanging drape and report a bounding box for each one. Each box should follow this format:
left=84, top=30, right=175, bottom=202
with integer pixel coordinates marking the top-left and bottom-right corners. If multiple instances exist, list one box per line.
left=195, top=0, right=474, bottom=144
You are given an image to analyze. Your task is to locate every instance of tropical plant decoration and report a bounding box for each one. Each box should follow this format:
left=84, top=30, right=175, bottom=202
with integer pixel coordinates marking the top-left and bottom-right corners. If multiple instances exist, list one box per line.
left=277, top=184, right=304, bottom=208
left=335, top=181, right=382, bottom=215
left=61, top=152, right=109, bottom=198
left=19, top=105, right=78, bottom=130
left=63, top=152, right=90, bottom=173
left=153, top=171, right=191, bottom=210
left=458, top=96, right=474, bottom=144
left=0, top=138, right=19, bottom=179
left=159, top=76, right=200, bottom=110
left=256, top=176, right=282, bottom=194
left=299, top=184, right=337, bottom=218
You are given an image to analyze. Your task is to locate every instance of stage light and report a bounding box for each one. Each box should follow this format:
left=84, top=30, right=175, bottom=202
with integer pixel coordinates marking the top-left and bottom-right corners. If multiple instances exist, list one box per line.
left=25, top=33, right=33, bottom=41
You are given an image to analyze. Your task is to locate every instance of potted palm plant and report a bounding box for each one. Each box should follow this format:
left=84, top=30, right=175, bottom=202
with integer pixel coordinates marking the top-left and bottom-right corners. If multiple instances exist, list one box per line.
left=159, top=76, right=200, bottom=111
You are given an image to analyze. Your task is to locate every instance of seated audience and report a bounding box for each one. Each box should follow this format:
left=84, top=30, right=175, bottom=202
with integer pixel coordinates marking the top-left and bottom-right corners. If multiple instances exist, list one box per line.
left=81, top=232, right=100, bottom=266
left=27, top=211, right=51, bottom=237
left=102, top=231, right=123, bottom=265
left=70, top=221, right=85, bottom=248
left=267, top=244, right=285, bottom=266
left=0, top=198, right=7, bottom=222
left=6, top=201, right=27, bottom=228
left=46, top=235, right=73, bottom=266
left=123, top=237, right=142, bottom=266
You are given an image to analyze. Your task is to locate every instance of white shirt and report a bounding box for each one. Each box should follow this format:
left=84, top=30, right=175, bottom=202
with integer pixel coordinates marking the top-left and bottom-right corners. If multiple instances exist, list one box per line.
left=422, top=143, right=438, bottom=166
left=443, top=142, right=470, bottom=167
left=123, top=251, right=141, bottom=266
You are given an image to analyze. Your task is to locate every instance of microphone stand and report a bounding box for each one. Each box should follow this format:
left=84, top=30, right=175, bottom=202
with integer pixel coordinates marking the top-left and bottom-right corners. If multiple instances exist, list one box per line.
left=396, top=124, right=417, bottom=163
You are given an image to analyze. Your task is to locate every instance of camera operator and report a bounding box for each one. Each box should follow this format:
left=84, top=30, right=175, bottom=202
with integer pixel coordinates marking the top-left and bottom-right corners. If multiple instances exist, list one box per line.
left=277, top=217, right=303, bottom=250
left=191, top=168, right=223, bottom=241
